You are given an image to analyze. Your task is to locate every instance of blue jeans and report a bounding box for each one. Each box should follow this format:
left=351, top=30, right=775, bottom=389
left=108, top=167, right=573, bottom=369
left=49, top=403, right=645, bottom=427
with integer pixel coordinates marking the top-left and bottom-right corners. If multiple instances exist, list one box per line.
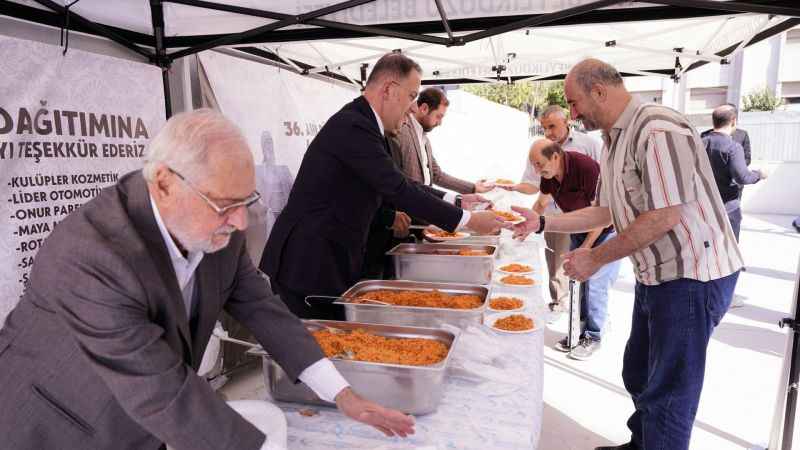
left=570, top=231, right=621, bottom=342
left=623, top=271, right=739, bottom=450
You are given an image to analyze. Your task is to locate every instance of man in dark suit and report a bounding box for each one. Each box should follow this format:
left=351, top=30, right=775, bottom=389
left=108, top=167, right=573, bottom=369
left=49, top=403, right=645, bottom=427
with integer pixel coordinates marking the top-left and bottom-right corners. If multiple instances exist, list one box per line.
left=261, top=53, right=502, bottom=319
left=0, top=110, right=413, bottom=450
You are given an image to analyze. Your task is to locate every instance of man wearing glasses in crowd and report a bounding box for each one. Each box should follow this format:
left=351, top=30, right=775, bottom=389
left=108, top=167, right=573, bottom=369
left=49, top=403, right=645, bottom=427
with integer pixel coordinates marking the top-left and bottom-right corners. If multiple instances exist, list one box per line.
left=0, top=109, right=415, bottom=450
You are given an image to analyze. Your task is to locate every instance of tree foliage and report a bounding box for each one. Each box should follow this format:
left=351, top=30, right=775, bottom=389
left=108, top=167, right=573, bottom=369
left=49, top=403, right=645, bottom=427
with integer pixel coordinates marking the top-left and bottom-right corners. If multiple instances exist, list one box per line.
left=742, top=86, right=784, bottom=112
left=463, top=80, right=567, bottom=115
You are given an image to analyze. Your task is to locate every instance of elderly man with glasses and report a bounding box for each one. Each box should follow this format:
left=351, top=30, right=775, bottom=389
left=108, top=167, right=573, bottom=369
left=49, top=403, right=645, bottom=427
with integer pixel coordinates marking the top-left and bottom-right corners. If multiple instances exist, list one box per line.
left=0, top=109, right=414, bottom=450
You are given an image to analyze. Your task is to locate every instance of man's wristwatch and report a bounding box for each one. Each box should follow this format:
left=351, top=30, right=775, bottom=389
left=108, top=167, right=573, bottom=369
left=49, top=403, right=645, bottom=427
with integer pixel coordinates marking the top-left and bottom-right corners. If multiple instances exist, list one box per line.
left=535, top=215, right=546, bottom=234
left=454, top=195, right=463, bottom=209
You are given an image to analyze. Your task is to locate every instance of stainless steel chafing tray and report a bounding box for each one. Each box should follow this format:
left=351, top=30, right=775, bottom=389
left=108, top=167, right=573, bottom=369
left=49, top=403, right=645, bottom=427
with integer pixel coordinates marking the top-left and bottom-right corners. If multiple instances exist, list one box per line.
left=255, top=320, right=459, bottom=415
left=453, top=234, right=501, bottom=246
left=339, top=279, right=488, bottom=329
left=387, top=243, right=497, bottom=285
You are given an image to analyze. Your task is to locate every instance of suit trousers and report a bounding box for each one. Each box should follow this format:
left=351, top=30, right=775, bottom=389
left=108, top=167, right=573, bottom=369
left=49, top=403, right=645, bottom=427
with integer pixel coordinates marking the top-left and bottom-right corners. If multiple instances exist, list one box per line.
left=544, top=231, right=571, bottom=305
left=167, top=400, right=287, bottom=450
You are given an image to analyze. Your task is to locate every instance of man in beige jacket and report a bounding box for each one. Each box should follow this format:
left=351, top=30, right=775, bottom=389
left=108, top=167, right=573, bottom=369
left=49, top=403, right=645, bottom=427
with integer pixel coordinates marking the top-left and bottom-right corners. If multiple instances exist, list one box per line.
left=389, top=87, right=492, bottom=195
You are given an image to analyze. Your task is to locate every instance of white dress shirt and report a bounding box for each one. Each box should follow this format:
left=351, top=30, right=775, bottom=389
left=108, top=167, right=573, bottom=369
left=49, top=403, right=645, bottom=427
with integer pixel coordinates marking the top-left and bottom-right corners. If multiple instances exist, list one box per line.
left=149, top=196, right=349, bottom=450
left=368, top=104, right=470, bottom=229
left=409, top=115, right=432, bottom=185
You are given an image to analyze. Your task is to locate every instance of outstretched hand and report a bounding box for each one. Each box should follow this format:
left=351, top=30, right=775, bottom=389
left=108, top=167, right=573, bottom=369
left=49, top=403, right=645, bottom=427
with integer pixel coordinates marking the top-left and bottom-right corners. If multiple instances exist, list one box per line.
left=509, top=206, right=540, bottom=240
left=335, top=388, right=415, bottom=438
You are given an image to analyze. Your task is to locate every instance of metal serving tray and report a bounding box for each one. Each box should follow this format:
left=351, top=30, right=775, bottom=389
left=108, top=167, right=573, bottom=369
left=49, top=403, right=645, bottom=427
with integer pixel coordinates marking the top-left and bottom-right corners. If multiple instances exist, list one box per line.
left=454, top=234, right=501, bottom=246
left=387, top=243, right=497, bottom=285
left=340, top=279, right=488, bottom=329
left=259, top=320, right=458, bottom=415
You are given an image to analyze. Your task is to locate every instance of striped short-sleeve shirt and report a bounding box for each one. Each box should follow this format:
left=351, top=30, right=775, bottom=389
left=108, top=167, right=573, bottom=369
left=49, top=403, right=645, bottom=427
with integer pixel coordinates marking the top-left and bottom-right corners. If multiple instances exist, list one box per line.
left=598, top=97, right=743, bottom=285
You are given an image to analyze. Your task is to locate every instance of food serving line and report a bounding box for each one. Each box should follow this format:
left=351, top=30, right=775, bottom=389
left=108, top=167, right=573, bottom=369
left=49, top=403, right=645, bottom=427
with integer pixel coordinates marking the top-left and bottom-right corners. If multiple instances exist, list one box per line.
left=238, top=229, right=546, bottom=449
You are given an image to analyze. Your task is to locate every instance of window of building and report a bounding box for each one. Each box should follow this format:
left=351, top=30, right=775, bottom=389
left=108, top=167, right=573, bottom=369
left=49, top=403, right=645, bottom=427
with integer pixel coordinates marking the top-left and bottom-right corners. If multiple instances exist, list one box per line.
left=782, top=81, right=800, bottom=104
left=689, top=87, right=728, bottom=113
left=634, top=90, right=663, bottom=104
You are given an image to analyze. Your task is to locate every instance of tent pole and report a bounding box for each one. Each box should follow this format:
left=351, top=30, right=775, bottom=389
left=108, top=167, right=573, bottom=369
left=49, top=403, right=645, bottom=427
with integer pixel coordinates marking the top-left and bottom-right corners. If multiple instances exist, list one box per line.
left=644, top=0, right=800, bottom=18
left=432, top=0, right=454, bottom=42
left=306, top=43, right=433, bottom=74
left=460, top=0, right=626, bottom=44
left=165, top=0, right=451, bottom=59
left=683, top=17, right=800, bottom=73
left=30, top=0, right=152, bottom=59
left=150, top=0, right=172, bottom=118
left=163, top=0, right=449, bottom=48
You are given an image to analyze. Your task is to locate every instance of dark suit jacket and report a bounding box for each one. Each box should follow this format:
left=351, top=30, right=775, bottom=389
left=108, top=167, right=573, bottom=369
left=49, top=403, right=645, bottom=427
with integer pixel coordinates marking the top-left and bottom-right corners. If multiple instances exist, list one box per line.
left=261, top=96, right=462, bottom=296
left=0, top=171, right=324, bottom=450
left=389, top=116, right=475, bottom=194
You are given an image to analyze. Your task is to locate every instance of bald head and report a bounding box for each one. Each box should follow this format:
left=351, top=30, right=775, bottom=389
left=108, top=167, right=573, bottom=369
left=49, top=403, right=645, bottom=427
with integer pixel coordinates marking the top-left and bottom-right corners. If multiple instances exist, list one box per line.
left=564, top=58, right=631, bottom=132
left=712, top=104, right=737, bottom=130
left=529, top=138, right=564, bottom=180
left=567, top=59, right=624, bottom=94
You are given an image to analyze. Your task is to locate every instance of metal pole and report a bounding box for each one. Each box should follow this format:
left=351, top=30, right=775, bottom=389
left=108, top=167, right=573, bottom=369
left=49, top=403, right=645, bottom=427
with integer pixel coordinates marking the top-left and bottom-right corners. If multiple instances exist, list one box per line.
left=567, top=279, right=582, bottom=349
left=432, top=0, right=454, bottom=42
left=460, top=0, right=626, bottom=44
left=150, top=0, right=172, bottom=118
left=768, top=255, right=800, bottom=450
left=643, top=0, right=800, bottom=18
left=31, top=0, right=153, bottom=59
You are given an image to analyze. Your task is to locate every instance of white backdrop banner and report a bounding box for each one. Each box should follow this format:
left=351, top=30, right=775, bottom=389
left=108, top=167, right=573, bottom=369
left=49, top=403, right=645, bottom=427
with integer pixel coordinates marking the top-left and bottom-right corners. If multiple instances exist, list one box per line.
left=198, top=51, right=358, bottom=263
left=0, top=36, right=166, bottom=325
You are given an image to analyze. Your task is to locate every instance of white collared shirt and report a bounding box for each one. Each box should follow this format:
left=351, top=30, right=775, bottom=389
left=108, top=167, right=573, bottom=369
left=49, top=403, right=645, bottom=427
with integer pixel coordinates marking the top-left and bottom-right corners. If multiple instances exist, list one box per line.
left=367, top=102, right=470, bottom=229
left=150, top=195, right=204, bottom=315
left=409, top=115, right=432, bottom=185
left=148, top=195, right=349, bottom=417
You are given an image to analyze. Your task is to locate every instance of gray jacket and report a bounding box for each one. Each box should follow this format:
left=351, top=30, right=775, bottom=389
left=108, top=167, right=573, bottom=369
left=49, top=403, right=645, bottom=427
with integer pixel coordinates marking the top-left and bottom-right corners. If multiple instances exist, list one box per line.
left=389, top=117, right=475, bottom=194
left=0, top=171, right=323, bottom=450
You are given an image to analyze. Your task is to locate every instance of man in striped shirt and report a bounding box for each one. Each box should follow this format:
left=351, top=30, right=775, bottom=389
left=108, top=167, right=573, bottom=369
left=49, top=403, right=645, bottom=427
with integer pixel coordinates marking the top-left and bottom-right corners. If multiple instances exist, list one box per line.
left=511, top=59, right=742, bottom=450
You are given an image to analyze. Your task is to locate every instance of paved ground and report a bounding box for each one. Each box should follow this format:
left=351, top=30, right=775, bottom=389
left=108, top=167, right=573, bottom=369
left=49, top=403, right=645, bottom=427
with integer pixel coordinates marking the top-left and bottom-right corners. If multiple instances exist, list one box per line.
left=538, top=214, right=800, bottom=450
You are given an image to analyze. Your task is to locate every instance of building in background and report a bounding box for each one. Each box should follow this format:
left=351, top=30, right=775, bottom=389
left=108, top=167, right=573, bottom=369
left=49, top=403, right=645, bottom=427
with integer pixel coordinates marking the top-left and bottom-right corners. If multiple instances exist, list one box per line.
left=626, top=26, right=800, bottom=123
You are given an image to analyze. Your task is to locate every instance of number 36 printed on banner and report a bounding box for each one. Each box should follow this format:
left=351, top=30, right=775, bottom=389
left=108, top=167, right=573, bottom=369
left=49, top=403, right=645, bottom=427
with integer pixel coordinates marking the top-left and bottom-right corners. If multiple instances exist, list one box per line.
left=283, top=121, right=324, bottom=138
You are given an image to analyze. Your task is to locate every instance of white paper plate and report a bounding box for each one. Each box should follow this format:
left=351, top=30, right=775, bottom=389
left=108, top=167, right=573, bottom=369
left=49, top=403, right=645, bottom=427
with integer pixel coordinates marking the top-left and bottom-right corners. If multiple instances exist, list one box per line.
left=493, top=180, right=516, bottom=187
left=496, top=263, right=535, bottom=275
left=423, top=230, right=471, bottom=242
left=485, top=312, right=540, bottom=334
left=486, top=296, right=526, bottom=313
left=493, top=211, right=525, bottom=225
left=497, top=275, right=537, bottom=288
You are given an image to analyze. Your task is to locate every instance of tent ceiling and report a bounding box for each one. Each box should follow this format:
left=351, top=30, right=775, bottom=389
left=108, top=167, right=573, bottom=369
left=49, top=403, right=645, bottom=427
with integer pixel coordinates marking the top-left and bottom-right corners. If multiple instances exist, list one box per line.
left=1, top=0, right=798, bottom=84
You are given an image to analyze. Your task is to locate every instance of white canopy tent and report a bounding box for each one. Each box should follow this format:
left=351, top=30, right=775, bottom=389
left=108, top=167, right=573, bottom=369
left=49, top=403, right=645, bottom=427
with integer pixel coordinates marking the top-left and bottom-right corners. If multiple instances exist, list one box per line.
left=1, top=0, right=799, bottom=108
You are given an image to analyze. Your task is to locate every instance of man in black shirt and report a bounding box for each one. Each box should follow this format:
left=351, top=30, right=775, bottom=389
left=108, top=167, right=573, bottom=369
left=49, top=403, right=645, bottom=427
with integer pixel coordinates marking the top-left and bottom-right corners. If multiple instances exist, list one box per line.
left=701, top=103, right=751, bottom=164
left=702, top=105, right=766, bottom=241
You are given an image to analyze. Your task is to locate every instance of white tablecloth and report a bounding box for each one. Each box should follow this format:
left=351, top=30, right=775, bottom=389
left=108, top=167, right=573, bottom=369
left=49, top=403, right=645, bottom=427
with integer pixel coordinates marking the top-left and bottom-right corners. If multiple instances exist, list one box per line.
left=274, top=233, right=546, bottom=450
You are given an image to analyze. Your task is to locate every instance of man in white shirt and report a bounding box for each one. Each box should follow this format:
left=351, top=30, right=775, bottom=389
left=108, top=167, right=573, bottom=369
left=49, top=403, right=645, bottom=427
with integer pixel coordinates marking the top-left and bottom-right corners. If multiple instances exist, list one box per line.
left=501, top=105, right=603, bottom=312
left=0, top=109, right=414, bottom=450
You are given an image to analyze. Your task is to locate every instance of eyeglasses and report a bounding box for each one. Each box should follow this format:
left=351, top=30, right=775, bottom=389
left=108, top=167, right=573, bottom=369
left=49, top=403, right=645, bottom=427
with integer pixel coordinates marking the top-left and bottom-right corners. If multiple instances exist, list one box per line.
left=169, top=168, right=262, bottom=217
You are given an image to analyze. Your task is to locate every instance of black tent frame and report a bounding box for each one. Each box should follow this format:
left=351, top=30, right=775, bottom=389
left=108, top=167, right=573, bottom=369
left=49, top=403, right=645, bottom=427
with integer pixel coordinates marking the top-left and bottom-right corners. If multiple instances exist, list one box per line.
left=2, top=1, right=800, bottom=448
left=1, top=0, right=799, bottom=83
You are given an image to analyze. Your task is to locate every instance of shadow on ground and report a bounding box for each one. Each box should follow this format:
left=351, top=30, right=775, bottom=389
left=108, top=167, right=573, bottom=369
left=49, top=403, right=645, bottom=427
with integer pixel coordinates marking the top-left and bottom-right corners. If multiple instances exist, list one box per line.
left=539, top=402, right=616, bottom=450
